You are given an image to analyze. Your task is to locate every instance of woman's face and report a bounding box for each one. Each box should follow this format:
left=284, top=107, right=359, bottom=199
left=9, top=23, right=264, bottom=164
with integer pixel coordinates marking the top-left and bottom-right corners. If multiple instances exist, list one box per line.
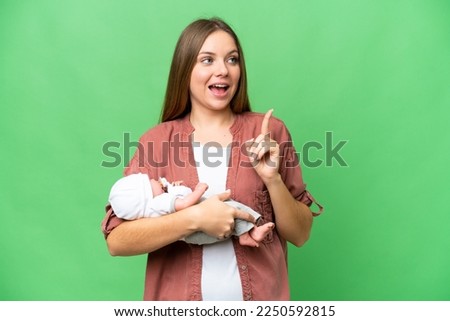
left=189, top=30, right=241, bottom=113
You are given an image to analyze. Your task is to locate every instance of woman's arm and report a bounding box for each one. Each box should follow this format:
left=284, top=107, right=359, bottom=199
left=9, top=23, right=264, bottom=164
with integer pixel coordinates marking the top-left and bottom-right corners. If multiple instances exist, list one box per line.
left=247, top=110, right=313, bottom=247
left=264, top=174, right=313, bottom=247
left=106, top=190, right=256, bottom=256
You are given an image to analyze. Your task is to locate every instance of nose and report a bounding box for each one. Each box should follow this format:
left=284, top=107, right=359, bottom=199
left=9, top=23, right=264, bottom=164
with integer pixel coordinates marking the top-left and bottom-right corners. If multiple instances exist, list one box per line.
left=214, top=60, right=229, bottom=77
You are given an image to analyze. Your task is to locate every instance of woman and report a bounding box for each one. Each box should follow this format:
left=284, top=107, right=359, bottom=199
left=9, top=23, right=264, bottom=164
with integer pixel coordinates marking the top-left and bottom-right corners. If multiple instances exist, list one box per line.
left=101, top=17, right=322, bottom=300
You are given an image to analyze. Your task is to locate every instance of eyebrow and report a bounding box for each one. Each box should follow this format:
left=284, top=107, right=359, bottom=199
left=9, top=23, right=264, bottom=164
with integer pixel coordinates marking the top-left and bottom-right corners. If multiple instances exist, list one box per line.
left=198, top=49, right=239, bottom=56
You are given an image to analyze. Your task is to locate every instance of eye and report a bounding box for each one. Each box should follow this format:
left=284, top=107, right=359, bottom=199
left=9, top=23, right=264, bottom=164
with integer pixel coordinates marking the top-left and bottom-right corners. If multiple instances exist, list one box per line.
left=201, top=57, right=213, bottom=65
left=227, top=56, right=239, bottom=65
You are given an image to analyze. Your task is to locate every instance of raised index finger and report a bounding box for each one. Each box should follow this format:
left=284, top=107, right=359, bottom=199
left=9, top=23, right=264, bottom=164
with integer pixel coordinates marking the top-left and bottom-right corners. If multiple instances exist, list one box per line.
left=261, top=109, right=273, bottom=136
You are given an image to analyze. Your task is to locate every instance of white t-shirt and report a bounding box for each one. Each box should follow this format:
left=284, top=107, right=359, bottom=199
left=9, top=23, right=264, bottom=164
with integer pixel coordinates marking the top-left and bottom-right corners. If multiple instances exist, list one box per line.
left=193, top=143, right=243, bottom=300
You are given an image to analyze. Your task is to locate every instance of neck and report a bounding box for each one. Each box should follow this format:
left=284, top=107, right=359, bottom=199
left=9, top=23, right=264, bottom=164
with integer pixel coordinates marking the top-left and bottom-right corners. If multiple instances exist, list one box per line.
left=189, top=107, right=234, bottom=130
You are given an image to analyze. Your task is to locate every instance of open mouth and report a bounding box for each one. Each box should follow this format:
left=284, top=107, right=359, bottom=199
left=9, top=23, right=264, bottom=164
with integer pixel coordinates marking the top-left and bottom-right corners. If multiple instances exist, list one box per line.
left=208, top=84, right=230, bottom=96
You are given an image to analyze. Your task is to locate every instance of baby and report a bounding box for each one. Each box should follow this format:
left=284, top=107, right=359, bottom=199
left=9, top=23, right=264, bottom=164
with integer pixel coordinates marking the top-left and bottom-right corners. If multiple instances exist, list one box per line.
left=108, top=173, right=274, bottom=247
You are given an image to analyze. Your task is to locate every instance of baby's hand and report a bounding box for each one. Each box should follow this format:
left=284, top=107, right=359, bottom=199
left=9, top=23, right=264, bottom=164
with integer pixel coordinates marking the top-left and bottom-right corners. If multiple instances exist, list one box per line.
left=194, top=182, right=209, bottom=193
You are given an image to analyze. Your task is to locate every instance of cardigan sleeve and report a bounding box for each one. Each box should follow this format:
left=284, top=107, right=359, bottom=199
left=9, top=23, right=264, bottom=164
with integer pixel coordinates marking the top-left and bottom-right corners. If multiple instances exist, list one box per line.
left=275, top=119, right=324, bottom=216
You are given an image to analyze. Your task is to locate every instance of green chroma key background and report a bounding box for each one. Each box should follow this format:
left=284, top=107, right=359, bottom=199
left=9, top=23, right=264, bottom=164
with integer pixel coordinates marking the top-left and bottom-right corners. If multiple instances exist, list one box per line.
left=1, top=0, right=449, bottom=300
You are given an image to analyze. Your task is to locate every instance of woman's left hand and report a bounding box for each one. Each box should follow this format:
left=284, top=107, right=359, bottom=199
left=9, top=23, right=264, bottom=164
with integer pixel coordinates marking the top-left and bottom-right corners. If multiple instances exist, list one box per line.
left=246, top=109, right=280, bottom=183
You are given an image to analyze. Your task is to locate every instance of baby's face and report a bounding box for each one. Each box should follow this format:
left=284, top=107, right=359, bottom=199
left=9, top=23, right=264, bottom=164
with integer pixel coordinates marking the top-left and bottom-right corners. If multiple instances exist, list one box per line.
left=149, top=179, right=164, bottom=196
